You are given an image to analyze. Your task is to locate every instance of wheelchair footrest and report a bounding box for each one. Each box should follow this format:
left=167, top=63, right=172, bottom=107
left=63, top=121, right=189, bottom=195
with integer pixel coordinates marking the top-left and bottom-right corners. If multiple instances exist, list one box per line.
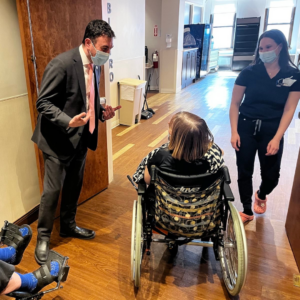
left=7, top=290, right=43, bottom=300
left=60, top=265, right=70, bottom=282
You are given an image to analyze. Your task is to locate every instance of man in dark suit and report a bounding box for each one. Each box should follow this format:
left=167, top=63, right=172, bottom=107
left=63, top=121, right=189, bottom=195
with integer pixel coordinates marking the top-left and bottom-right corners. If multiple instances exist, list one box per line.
left=32, top=20, right=121, bottom=264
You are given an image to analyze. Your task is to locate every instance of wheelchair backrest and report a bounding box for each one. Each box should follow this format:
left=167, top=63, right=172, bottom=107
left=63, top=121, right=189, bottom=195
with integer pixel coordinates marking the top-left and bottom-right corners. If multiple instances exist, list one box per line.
left=150, top=165, right=225, bottom=238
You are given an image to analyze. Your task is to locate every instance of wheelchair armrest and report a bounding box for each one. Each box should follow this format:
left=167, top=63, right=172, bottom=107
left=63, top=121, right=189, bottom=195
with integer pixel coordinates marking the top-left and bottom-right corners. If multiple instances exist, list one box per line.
left=222, top=166, right=231, bottom=184
left=138, top=182, right=147, bottom=195
left=223, top=182, right=234, bottom=201
left=150, top=165, right=157, bottom=184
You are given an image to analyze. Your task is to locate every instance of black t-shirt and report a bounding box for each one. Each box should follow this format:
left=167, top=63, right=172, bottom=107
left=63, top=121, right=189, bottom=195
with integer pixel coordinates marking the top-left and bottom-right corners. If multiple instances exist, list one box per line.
left=235, top=63, right=300, bottom=120
left=146, top=143, right=224, bottom=175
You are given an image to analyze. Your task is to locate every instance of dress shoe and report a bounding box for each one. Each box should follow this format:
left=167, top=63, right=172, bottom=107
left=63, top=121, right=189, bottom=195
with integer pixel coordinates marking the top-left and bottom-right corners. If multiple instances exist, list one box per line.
left=35, top=239, right=49, bottom=265
left=60, top=226, right=95, bottom=240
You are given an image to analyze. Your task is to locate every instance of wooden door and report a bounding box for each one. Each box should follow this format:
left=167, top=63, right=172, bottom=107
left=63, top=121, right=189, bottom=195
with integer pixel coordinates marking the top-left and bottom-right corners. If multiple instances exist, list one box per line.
left=16, top=0, right=108, bottom=210
left=286, top=148, right=300, bottom=271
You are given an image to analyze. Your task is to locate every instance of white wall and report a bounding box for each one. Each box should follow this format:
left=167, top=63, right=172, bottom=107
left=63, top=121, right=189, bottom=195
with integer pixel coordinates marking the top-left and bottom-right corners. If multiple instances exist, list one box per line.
left=103, top=0, right=145, bottom=130
left=0, top=1, right=27, bottom=100
left=236, top=0, right=266, bottom=36
left=102, top=0, right=145, bottom=181
left=160, top=0, right=185, bottom=93
left=145, top=0, right=162, bottom=90
left=0, top=0, right=40, bottom=223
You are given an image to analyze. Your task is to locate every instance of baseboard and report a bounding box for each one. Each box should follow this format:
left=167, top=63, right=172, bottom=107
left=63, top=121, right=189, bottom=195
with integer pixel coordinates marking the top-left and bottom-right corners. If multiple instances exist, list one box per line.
left=14, top=205, right=40, bottom=226
left=176, top=86, right=182, bottom=93
left=111, top=119, right=120, bottom=129
left=150, top=85, right=159, bottom=91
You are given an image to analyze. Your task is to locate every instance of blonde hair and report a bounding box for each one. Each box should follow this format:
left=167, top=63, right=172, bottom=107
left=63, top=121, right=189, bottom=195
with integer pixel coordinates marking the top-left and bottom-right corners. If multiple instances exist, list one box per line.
left=168, top=112, right=214, bottom=162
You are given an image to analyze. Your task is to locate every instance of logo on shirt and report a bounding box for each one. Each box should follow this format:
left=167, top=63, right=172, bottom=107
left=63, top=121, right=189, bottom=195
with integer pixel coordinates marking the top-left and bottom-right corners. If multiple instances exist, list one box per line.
left=276, top=76, right=297, bottom=87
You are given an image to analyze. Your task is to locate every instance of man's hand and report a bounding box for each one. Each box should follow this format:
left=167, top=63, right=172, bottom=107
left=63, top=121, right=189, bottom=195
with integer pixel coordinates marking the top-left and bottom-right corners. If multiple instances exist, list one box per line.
left=69, top=112, right=90, bottom=128
left=103, top=105, right=122, bottom=120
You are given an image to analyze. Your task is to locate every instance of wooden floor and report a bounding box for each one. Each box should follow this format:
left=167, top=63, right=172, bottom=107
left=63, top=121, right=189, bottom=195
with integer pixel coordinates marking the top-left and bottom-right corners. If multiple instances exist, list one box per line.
left=3, top=70, right=300, bottom=300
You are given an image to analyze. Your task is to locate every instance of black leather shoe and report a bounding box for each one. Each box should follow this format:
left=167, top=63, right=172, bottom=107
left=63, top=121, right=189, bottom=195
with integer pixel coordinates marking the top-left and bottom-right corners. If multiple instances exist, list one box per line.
left=35, top=239, right=49, bottom=265
left=60, top=226, right=95, bottom=240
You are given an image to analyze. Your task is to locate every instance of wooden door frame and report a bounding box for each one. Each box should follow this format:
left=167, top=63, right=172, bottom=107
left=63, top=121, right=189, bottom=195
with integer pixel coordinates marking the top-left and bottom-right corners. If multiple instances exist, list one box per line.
left=16, top=0, right=44, bottom=192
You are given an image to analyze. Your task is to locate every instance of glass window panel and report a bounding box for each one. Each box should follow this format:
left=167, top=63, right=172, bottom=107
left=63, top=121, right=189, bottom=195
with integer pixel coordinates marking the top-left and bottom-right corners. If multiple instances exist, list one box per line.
left=214, top=4, right=236, bottom=13
left=213, top=27, right=233, bottom=49
left=214, top=13, right=235, bottom=27
left=193, top=6, right=202, bottom=24
left=267, top=24, right=290, bottom=42
left=268, top=7, right=292, bottom=24
left=184, top=4, right=191, bottom=25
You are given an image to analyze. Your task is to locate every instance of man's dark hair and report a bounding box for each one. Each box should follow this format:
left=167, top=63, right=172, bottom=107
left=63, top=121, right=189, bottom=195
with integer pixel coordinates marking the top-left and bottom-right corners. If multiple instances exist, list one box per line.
left=82, top=20, right=115, bottom=44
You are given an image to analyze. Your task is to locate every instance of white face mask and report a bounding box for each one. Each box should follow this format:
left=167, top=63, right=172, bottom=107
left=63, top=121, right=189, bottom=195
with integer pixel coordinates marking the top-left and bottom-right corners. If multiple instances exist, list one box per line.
left=259, top=46, right=279, bottom=63
left=89, top=42, right=109, bottom=66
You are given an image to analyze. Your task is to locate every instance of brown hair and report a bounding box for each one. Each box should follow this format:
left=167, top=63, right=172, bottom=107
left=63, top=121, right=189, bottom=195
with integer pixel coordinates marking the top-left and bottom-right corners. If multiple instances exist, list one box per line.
left=168, top=112, right=214, bottom=162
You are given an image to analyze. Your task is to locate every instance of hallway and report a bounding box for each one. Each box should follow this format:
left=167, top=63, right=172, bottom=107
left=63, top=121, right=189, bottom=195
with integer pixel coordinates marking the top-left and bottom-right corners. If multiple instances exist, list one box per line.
left=5, top=70, right=300, bottom=300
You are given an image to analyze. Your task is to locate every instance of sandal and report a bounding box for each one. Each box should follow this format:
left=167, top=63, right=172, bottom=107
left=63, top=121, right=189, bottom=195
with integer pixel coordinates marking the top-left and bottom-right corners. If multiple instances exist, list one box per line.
left=254, top=192, right=267, bottom=214
left=0, top=221, right=32, bottom=265
left=30, top=250, right=66, bottom=294
left=239, top=212, right=254, bottom=224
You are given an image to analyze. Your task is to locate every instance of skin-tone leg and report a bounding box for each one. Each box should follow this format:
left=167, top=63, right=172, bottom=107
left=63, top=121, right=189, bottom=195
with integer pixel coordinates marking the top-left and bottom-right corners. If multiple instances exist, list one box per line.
left=1, top=272, right=22, bottom=295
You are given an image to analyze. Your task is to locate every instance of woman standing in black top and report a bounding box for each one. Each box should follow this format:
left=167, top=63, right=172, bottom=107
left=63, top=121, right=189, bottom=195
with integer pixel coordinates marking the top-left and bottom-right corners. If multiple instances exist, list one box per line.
left=230, top=29, right=300, bottom=223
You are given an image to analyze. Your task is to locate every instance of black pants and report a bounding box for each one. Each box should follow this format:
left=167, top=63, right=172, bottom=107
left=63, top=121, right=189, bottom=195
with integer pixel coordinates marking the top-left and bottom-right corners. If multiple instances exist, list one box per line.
left=236, top=115, right=284, bottom=211
left=37, top=136, right=88, bottom=241
left=0, top=261, right=15, bottom=293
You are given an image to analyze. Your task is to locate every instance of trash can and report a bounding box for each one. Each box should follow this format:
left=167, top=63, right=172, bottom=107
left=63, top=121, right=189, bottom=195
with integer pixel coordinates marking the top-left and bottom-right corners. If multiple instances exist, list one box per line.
left=119, top=78, right=147, bottom=126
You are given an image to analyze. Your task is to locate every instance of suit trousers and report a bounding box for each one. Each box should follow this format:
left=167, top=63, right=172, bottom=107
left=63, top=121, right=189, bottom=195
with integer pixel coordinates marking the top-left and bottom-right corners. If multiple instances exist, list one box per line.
left=236, top=115, right=284, bottom=211
left=37, top=133, right=88, bottom=241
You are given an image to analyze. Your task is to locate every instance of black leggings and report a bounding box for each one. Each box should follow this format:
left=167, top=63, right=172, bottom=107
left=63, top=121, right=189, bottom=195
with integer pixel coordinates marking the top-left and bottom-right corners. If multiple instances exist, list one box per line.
left=236, top=115, right=284, bottom=211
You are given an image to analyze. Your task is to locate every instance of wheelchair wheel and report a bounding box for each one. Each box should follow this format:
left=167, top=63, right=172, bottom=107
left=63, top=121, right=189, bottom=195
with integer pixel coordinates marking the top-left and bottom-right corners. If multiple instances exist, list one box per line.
left=131, top=200, right=137, bottom=281
left=131, top=197, right=144, bottom=288
left=219, top=202, right=247, bottom=296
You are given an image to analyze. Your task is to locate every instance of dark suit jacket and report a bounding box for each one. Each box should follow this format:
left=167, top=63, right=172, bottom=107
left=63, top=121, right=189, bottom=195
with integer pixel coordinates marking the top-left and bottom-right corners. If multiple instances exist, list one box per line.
left=32, top=47, right=105, bottom=160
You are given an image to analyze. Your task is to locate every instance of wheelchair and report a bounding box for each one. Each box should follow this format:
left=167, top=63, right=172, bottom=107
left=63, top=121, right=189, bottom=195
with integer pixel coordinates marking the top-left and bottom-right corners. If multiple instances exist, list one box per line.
left=130, top=165, right=247, bottom=296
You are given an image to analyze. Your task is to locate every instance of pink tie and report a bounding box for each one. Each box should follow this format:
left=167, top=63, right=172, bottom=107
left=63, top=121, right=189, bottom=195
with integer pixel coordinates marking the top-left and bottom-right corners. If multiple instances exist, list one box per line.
left=88, top=63, right=95, bottom=134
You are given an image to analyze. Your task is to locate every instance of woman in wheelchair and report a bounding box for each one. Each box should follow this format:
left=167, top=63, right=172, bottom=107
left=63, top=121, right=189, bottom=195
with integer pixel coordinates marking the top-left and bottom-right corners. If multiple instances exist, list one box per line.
left=133, top=111, right=224, bottom=211
left=0, top=221, right=68, bottom=298
left=131, top=112, right=247, bottom=296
